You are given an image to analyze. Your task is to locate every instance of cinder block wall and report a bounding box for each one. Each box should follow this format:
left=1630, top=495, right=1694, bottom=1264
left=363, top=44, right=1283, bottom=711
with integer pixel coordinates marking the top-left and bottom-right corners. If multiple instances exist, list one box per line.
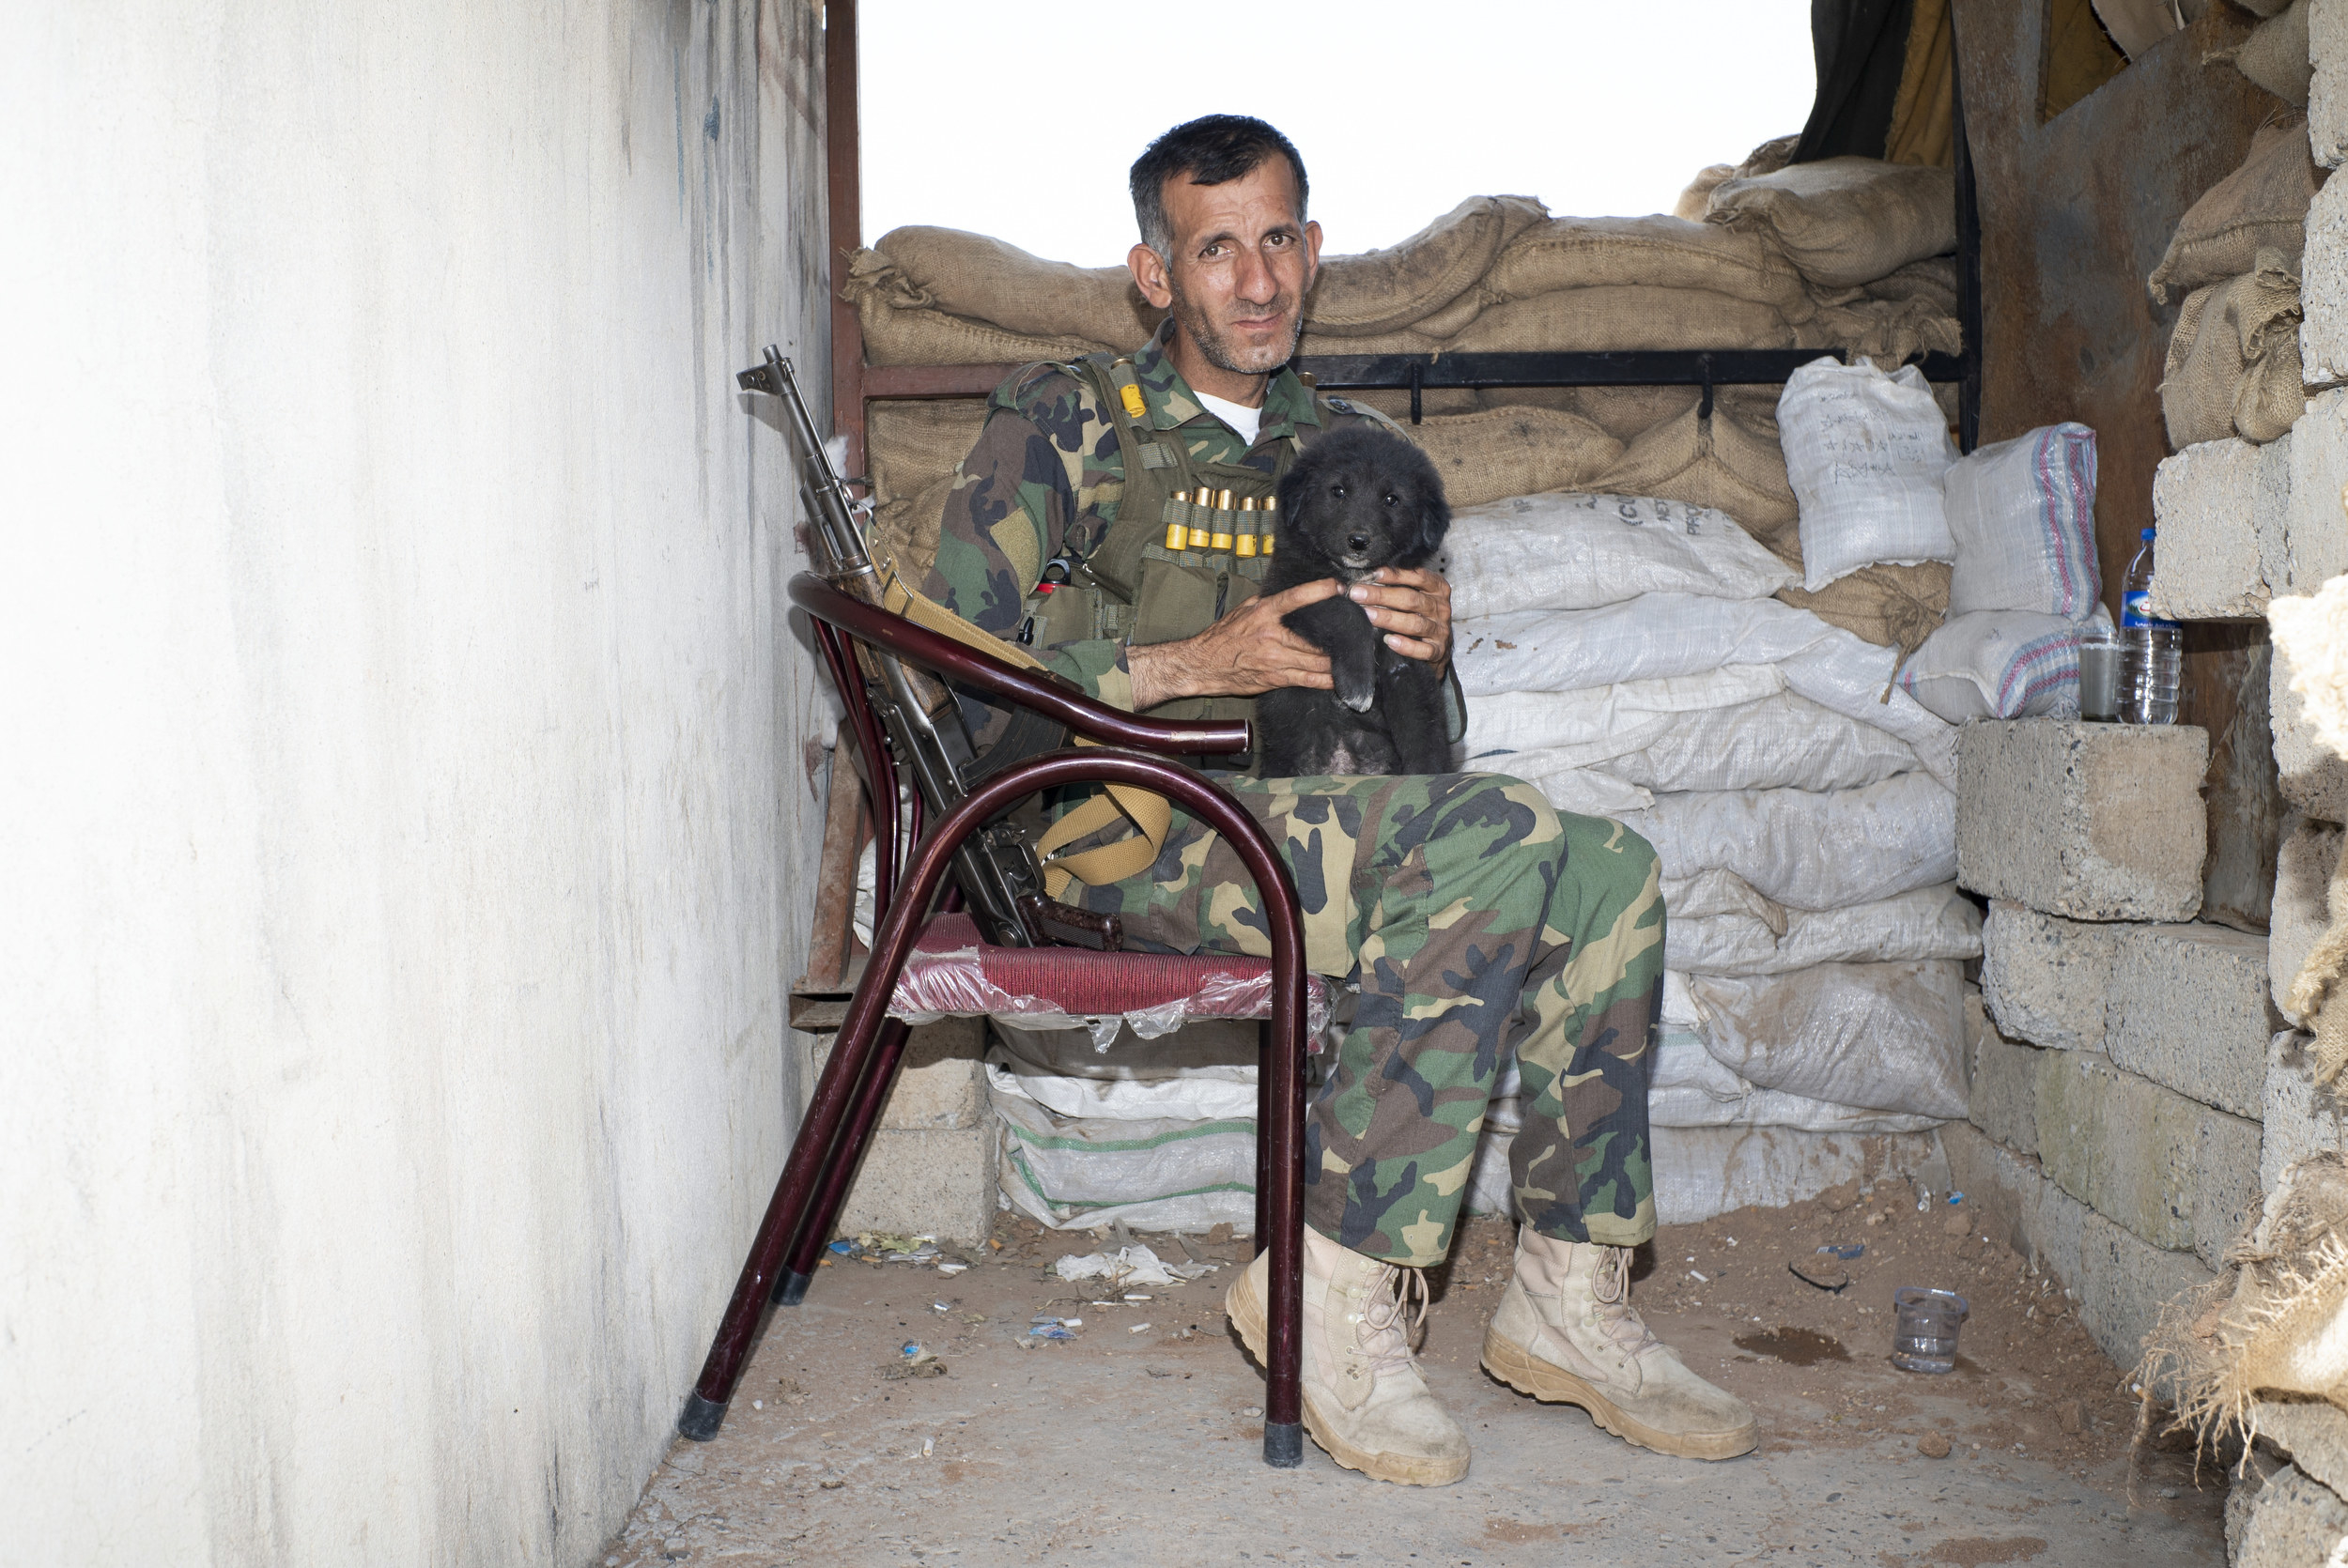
left=0, top=5, right=832, bottom=1564
left=1947, top=721, right=2255, bottom=1364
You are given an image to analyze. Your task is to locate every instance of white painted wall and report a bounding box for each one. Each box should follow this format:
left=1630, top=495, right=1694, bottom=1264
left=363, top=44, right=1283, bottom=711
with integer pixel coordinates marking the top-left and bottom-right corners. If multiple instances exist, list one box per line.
left=0, top=3, right=831, bottom=1561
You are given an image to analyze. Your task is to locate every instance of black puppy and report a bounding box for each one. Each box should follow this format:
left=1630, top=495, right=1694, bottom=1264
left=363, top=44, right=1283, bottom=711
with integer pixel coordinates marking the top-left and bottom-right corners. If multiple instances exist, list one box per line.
left=1258, top=425, right=1453, bottom=776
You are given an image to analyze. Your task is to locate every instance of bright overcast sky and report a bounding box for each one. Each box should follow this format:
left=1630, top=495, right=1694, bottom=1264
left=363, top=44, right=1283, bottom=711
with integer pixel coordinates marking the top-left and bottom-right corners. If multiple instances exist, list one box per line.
left=859, top=2, right=1818, bottom=268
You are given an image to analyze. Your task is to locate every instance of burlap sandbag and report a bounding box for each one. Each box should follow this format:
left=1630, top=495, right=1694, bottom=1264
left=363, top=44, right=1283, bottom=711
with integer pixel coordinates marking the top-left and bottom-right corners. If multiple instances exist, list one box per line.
left=855, top=288, right=1112, bottom=369
left=2215, top=0, right=2312, bottom=108
left=1342, top=387, right=1482, bottom=423
left=1595, top=400, right=1800, bottom=541
left=856, top=229, right=1160, bottom=348
left=1305, top=195, right=1549, bottom=337
left=1490, top=385, right=1704, bottom=442
left=870, top=468, right=963, bottom=583
left=1707, top=159, right=1957, bottom=290
left=2160, top=253, right=2307, bottom=448
left=1780, top=562, right=1953, bottom=657
left=2149, top=119, right=2323, bottom=303
left=1295, top=325, right=1453, bottom=357
left=1401, top=407, right=1623, bottom=509
left=1674, top=166, right=1737, bottom=222
left=1447, top=287, right=1795, bottom=353
left=1861, top=255, right=1959, bottom=314
left=1797, top=296, right=1964, bottom=363
left=1477, top=216, right=1815, bottom=316
left=867, top=398, right=989, bottom=506
left=1675, top=135, right=1801, bottom=220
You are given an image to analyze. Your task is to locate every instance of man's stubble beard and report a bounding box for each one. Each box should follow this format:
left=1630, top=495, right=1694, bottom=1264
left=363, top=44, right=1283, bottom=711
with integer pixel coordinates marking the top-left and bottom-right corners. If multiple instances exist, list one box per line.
left=1167, top=274, right=1304, bottom=378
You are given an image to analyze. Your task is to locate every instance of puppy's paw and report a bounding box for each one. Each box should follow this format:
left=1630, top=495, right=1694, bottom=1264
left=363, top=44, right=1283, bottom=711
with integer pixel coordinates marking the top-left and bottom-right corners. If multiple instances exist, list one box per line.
left=1336, top=671, right=1377, bottom=714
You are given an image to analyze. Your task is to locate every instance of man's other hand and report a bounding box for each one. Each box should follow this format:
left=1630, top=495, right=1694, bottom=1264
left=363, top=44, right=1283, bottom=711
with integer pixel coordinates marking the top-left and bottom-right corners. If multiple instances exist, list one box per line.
left=1349, top=566, right=1453, bottom=669
left=1126, top=579, right=1343, bottom=711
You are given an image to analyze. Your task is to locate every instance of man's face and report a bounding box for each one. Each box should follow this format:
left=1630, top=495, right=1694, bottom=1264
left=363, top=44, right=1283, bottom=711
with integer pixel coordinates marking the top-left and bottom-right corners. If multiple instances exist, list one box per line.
left=1133, top=160, right=1321, bottom=381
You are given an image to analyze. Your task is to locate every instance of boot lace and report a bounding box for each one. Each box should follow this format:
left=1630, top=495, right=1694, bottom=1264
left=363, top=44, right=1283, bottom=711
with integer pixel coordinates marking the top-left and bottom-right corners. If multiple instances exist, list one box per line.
left=1357, top=1263, right=1430, bottom=1376
left=1589, top=1245, right=1661, bottom=1359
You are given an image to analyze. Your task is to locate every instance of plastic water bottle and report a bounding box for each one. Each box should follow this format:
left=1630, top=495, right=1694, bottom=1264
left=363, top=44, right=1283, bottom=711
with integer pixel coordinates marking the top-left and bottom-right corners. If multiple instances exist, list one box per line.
left=2119, top=527, right=2182, bottom=725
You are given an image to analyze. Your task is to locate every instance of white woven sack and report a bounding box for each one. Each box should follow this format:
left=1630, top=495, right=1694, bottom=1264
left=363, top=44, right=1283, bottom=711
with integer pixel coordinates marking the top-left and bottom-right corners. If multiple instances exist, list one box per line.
left=1778, top=356, right=1958, bottom=591
left=1605, top=689, right=1919, bottom=793
left=1438, top=491, right=1796, bottom=618
left=987, top=1022, right=1259, bottom=1122
left=1681, top=958, right=1970, bottom=1118
left=1472, top=689, right=1918, bottom=797
left=1662, top=867, right=1784, bottom=925
left=989, top=1069, right=1256, bottom=1233
left=1645, top=1126, right=1944, bottom=1225
left=1616, top=772, right=1957, bottom=911
left=1896, top=609, right=2085, bottom=723
left=1943, top=424, right=2102, bottom=618
left=1666, top=882, right=1982, bottom=976
left=1455, top=592, right=1957, bottom=783
left=1467, top=757, right=1657, bottom=818
left=1462, top=666, right=1784, bottom=757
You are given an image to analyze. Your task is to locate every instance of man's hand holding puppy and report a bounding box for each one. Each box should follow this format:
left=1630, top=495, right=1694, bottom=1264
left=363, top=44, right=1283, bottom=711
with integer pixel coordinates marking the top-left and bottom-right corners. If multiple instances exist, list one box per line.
left=1347, top=566, right=1452, bottom=670
left=1126, top=568, right=1452, bottom=712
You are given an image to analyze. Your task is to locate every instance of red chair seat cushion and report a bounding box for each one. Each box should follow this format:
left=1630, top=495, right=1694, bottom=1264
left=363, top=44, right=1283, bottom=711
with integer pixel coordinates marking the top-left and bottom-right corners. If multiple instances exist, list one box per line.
left=890, top=914, right=1331, bottom=1039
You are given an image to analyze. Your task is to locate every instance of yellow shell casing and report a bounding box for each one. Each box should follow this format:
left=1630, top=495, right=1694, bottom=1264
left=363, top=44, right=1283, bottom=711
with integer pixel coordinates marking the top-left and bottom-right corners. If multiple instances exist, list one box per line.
left=1187, top=524, right=1212, bottom=547
left=1120, top=383, right=1147, bottom=420
left=1235, top=531, right=1258, bottom=558
left=1166, top=522, right=1188, bottom=549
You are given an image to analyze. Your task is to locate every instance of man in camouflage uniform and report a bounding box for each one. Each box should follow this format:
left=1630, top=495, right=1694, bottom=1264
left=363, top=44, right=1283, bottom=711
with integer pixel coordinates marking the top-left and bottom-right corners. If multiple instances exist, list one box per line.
left=923, top=115, right=1756, bottom=1483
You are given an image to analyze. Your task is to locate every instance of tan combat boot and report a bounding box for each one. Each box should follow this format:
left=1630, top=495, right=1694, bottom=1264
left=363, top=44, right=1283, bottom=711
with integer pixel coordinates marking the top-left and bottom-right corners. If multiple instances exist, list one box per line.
left=1226, top=1228, right=1471, bottom=1485
left=1481, top=1228, right=1759, bottom=1460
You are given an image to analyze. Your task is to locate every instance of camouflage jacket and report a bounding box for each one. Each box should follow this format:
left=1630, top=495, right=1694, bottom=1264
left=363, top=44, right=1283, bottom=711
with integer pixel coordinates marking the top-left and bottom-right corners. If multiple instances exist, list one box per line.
left=919, top=318, right=1395, bottom=739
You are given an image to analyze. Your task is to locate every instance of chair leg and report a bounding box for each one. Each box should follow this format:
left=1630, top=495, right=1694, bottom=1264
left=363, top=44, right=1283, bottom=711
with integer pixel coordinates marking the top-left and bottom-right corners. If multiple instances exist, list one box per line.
left=1253, top=1021, right=1270, bottom=1255
left=677, top=992, right=901, bottom=1442
left=771, top=1016, right=913, bottom=1304
left=1260, top=1013, right=1306, bottom=1468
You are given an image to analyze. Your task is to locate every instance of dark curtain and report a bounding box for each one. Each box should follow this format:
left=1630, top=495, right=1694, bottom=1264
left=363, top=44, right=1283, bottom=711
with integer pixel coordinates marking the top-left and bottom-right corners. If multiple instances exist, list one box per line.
left=1795, top=0, right=1917, bottom=162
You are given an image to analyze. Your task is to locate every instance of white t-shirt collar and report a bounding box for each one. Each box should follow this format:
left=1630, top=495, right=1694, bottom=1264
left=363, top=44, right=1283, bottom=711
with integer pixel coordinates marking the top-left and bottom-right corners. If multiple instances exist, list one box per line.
left=1194, top=390, right=1264, bottom=448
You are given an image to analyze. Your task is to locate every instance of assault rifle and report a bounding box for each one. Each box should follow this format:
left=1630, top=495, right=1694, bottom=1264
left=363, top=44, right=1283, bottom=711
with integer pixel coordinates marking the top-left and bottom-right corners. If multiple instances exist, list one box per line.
left=737, top=346, right=1120, bottom=950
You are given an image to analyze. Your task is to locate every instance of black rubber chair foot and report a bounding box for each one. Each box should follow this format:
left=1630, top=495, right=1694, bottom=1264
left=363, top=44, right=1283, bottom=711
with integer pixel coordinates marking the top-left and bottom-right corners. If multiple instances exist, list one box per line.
left=1262, top=1422, right=1304, bottom=1468
left=772, top=1268, right=813, bottom=1307
left=677, top=1392, right=727, bottom=1443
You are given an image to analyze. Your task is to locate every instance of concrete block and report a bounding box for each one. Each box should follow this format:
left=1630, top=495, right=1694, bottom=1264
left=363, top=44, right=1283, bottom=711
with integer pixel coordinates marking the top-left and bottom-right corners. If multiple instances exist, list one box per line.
left=2315, top=0, right=2348, bottom=169
left=2149, top=435, right=2294, bottom=620
left=2035, top=1051, right=2263, bottom=1269
left=2239, top=1465, right=2348, bottom=1568
left=827, top=1126, right=996, bottom=1245
left=2311, top=180, right=2348, bottom=390
left=799, top=1017, right=985, bottom=1130
left=2274, top=820, right=2344, bottom=1022
left=1940, top=1122, right=2088, bottom=1285
left=2076, top=1207, right=2220, bottom=1369
left=1965, top=992, right=2042, bottom=1158
left=2109, top=922, right=2278, bottom=1119
left=2264, top=1029, right=2348, bottom=1191
left=1955, top=720, right=2209, bottom=922
left=2276, top=619, right=2348, bottom=822
left=1979, top=899, right=2119, bottom=1049
left=2287, top=387, right=2348, bottom=588
left=1942, top=1122, right=2216, bottom=1367
left=2256, top=1400, right=2348, bottom=1501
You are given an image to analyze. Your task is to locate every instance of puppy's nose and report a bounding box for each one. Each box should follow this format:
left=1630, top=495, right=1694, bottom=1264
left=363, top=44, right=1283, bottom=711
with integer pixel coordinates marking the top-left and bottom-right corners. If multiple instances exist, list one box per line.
left=1347, top=532, right=1370, bottom=553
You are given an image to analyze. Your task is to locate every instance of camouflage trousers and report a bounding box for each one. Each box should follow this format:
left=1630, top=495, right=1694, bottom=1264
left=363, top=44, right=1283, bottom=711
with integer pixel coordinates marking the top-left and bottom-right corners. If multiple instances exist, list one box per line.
left=1066, top=772, right=1664, bottom=1267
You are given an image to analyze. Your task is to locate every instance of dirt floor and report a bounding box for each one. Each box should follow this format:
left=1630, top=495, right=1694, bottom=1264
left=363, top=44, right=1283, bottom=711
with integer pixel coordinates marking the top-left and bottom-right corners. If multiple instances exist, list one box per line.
left=605, top=1185, right=2232, bottom=1567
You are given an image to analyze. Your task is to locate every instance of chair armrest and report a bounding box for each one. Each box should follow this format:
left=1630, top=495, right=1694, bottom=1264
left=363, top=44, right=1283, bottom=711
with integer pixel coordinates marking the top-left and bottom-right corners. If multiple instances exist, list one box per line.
left=789, top=573, right=1251, bottom=757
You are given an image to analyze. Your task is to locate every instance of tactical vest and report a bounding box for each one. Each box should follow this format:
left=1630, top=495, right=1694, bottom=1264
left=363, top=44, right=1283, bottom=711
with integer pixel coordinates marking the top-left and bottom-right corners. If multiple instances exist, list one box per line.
left=1014, top=352, right=1310, bottom=729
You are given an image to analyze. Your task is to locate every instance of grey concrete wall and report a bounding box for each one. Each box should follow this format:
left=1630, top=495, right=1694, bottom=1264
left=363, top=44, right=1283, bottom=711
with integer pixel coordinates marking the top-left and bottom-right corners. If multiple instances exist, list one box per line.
left=0, top=3, right=831, bottom=1563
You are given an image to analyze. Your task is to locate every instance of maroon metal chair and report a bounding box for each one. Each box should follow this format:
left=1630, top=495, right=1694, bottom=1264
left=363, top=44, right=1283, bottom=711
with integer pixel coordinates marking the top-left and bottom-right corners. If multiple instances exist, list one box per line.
left=677, top=573, right=1314, bottom=1468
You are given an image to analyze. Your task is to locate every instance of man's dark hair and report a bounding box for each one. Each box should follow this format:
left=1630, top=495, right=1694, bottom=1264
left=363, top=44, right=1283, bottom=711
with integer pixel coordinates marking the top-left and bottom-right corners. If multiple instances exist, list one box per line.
left=1130, top=115, right=1309, bottom=262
